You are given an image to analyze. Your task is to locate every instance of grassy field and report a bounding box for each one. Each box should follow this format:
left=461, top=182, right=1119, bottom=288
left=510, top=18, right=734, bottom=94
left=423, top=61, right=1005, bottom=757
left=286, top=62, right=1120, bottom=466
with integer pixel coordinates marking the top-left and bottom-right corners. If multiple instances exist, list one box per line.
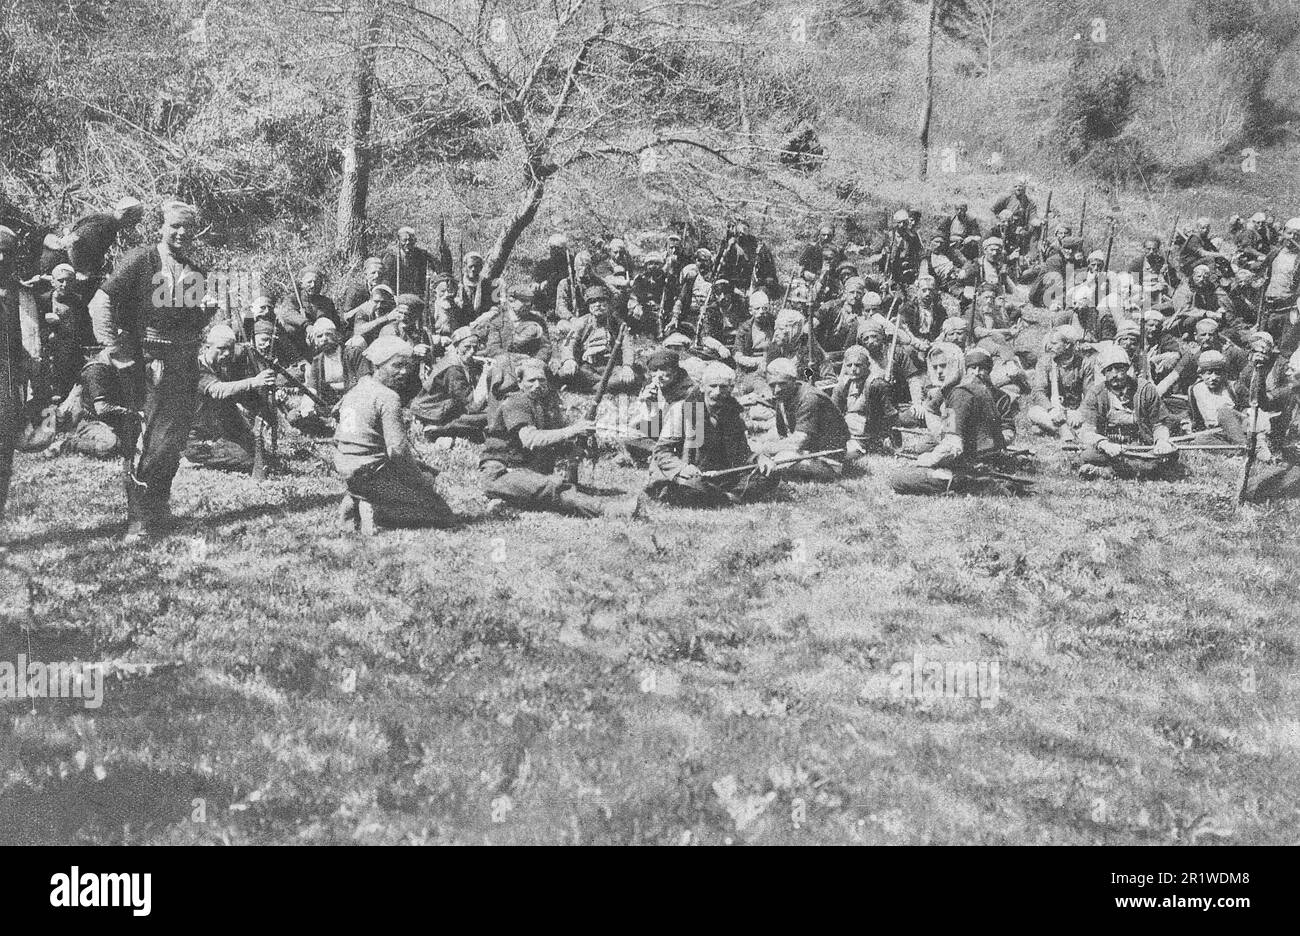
left=1, top=407, right=1298, bottom=846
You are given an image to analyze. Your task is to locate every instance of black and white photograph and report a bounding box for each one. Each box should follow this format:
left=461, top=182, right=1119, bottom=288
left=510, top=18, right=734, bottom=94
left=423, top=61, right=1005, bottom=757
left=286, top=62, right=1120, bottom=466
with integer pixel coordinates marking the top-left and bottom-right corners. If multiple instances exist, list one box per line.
left=0, top=0, right=1295, bottom=870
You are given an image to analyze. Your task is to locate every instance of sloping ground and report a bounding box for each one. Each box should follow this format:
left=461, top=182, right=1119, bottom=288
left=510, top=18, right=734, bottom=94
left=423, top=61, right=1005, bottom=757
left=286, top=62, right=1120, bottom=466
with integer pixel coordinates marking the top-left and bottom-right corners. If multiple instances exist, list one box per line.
left=1, top=411, right=1297, bottom=845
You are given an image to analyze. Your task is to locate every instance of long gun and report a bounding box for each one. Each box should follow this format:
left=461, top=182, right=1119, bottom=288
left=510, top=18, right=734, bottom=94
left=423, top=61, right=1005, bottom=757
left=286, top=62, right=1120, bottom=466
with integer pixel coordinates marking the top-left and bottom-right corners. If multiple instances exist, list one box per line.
left=1162, top=214, right=1180, bottom=296
left=249, top=344, right=329, bottom=409
left=882, top=292, right=903, bottom=385
left=1078, top=192, right=1088, bottom=243
left=1236, top=360, right=1264, bottom=504
left=1098, top=216, right=1116, bottom=314
left=567, top=319, right=628, bottom=484
left=701, top=447, right=849, bottom=480
left=1036, top=190, right=1053, bottom=260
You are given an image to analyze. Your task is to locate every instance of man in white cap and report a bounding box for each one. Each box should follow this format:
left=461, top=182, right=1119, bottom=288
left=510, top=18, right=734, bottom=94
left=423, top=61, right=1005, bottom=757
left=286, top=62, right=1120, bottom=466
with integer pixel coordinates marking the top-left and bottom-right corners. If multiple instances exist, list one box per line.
left=871, top=209, right=923, bottom=286
left=380, top=226, right=435, bottom=299
left=89, top=200, right=210, bottom=539
left=183, top=324, right=276, bottom=472
left=38, top=263, right=92, bottom=400
left=334, top=334, right=454, bottom=530
left=301, top=317, right=365, bottom=431
left=758, top=356, right=851, bottom=479
left=1171, top=262, right=1231, bottom=336
left=733, top=290, right=776, bottom=377
left=453, top=251, right=492, bottom=323
left=628, top=251, right=669, bottom=336
left=1076, top=343, right=1178, bottom=479
left=889, top=341, right=1018, bottom=495
left=409, top=325, right=489, bottom=442
left=960, top=236, right=1017, bottom=297
left=646, top=360, right=777, bottom=506
left=1026, top=325, right=1093, bottom=440
left=478, top=357, right=642, bottom=518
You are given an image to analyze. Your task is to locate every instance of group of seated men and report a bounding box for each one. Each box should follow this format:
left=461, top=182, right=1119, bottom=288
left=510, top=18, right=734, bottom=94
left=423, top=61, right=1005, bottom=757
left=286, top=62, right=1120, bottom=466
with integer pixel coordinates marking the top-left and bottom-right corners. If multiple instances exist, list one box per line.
left=22, top=197, right=1300, bottom=528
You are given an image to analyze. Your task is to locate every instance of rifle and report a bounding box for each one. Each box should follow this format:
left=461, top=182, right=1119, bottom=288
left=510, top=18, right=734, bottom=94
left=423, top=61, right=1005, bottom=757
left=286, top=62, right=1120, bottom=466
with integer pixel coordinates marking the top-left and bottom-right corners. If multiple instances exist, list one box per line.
left=249, top=344, right=329, bottom=409
left=895, top=450, right=1036, bottom=487
left=1097, top=216, right=1116, bottom=313
left=1237, top=361, right=1265, bottom=504
left=1161, top=214, right=1180, bottom=296
left=1035, top=190, right=1053, bottom=260
left=882, top=292, right=903, bottom=385
left=566, top=318, right=627, bottom=484
left=804, top=265, right=831, bottom=379
left=701, top=447, right=849, bottom=480
left=1078, top=192, right=1088, bottom=243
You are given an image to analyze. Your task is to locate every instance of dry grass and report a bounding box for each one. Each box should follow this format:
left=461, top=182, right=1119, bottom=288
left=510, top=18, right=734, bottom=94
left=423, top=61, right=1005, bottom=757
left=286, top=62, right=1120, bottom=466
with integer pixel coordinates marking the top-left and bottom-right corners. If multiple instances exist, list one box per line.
left=1, top=403, right=1297, bottom=845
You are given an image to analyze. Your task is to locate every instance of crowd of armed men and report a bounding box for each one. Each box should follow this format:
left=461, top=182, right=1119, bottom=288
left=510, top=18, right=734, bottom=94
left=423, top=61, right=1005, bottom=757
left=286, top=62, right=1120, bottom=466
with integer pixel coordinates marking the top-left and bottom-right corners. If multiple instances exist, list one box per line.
left=4, top=176, right=1300, bottom=537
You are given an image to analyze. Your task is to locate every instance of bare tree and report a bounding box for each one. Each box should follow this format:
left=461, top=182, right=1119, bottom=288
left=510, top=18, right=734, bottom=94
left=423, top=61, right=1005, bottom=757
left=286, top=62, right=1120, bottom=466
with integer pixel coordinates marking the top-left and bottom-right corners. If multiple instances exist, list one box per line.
left=388, top=0, right=764, bottom=281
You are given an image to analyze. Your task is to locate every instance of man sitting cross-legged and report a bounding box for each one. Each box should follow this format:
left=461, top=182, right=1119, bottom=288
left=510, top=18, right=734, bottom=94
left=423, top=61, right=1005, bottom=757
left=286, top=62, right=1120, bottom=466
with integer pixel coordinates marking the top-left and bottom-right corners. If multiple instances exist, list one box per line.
left=478, top=357, right=642, bottom=518
left=334, top=335, right=455, bottom=530
left=1076, top=344, right=1179, bottom=480
left=646, top=361, right=778, bottom=507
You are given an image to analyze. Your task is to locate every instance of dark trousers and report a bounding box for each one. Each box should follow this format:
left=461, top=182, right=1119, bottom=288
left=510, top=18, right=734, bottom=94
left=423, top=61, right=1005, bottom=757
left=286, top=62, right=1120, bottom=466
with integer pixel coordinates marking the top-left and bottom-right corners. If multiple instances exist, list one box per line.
left=646, top=465, right=778, bottom=507
left=126, top=348, right=200, bottom=522
left=1244, top=462, right=1300, bottom=502
left=889, top=465, right=1012, bottom=496
left=1079, top=442, right=1179, bottom=480
left=345, top=459, right=453, bottom=527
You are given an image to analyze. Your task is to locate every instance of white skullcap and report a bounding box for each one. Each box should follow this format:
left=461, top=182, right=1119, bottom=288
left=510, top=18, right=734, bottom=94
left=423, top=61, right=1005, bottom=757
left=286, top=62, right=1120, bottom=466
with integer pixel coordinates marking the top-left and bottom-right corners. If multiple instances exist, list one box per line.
left=748, top=290, right=770, bottom=310
left=51, top=263, right=76, bottom=277
left=114, top=196, right=143, bottom=213
left=547, top=233, right=568, bottom=248
left=774, top=308, right=805, bottom=330
left=765, top=357, right=798, bottom=379
left=363, top=334, right=413, bottom=366
left=206, top=324, right=237, bottom=346
left=863, top=291, right=883, bottom=308
left=397, top=226, right=416, bottom=236
left=1096, top=344, right=1131, bottom=372
left=309, top=318, right=337, bottom=338
left=702, top=361, right=736, bottom=384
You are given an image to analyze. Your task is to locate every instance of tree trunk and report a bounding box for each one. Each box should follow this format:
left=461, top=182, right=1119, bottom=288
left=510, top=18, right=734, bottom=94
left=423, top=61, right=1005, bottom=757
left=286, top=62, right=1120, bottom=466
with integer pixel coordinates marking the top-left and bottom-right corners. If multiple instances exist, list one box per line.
left=918, top=0, right=938, bottom=179
left=483, top=180, right=546, bottom=285
left=335, top=3, right=382, bottom=262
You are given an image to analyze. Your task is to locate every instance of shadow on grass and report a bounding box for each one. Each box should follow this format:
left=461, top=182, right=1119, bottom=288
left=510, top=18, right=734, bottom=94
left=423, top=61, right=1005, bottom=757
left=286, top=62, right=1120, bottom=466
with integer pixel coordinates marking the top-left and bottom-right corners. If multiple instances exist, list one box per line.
left=5, top=490, right=500, bottom=554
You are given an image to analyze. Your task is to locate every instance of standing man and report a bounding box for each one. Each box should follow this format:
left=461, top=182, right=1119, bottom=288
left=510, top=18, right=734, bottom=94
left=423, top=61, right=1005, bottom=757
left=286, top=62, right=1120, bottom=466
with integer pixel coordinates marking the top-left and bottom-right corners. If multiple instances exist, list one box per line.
left=380, top=227, right=435, bottom=299
left=89, top=201, right=211, bottom=540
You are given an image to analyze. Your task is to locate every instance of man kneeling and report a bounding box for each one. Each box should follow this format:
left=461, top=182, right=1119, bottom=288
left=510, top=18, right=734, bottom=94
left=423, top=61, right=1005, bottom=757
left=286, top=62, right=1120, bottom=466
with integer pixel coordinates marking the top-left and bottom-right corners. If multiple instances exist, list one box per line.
left=334, top=335, right=454, bottom=529
left=479, top=358, right=641, bottom=518
left=647, top=362, right=778, bottom=507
